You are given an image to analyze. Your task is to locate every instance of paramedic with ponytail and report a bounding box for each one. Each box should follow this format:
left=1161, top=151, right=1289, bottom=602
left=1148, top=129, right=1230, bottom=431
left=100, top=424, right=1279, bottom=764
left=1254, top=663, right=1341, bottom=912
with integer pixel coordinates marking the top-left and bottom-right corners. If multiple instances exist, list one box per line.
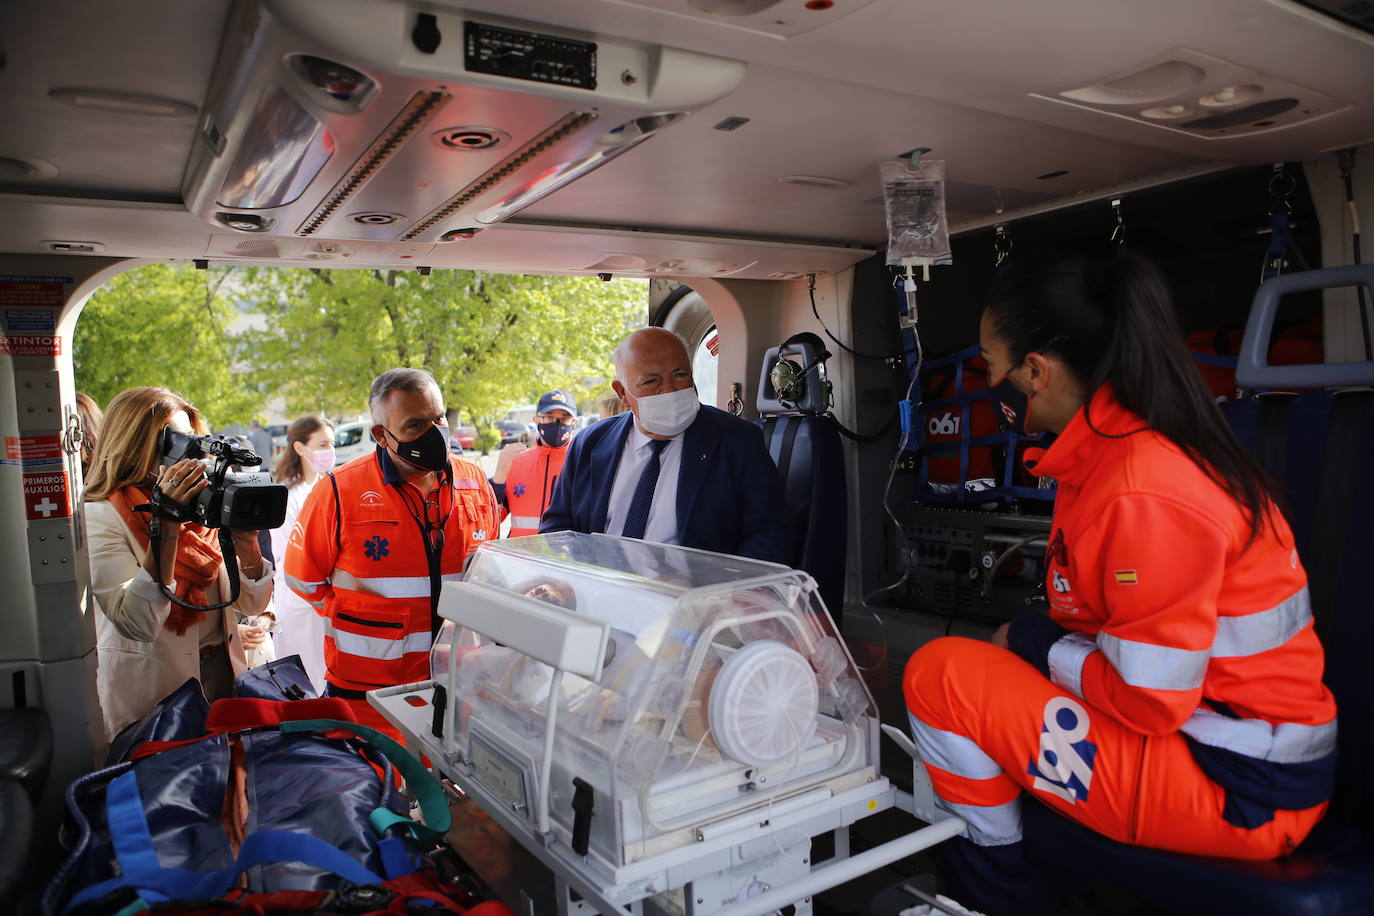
left=903, top=257, right=1337, bottom=914
left=84, top=387, right=274, bottom=742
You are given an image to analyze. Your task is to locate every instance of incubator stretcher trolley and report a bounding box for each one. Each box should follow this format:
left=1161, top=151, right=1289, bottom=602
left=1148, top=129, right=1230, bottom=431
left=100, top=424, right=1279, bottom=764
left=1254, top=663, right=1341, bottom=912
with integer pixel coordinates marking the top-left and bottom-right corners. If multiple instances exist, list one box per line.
left=370, top=532, right=964, bottom=915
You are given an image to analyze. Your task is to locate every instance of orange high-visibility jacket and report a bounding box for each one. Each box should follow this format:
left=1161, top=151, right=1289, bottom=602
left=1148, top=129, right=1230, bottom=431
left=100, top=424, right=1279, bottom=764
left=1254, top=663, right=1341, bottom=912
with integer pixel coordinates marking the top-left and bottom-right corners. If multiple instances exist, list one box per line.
left=284, top=448, right=498, bottom=693
left=503, top=443, right=568, bottom=537
left=1008, top=386, right=1336, bottom=823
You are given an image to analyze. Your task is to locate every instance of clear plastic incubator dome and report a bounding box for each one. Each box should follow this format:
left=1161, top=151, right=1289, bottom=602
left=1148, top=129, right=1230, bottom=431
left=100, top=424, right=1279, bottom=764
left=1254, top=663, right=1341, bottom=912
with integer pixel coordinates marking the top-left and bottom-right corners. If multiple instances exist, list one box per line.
left=429, top=532, right=879, bottom=867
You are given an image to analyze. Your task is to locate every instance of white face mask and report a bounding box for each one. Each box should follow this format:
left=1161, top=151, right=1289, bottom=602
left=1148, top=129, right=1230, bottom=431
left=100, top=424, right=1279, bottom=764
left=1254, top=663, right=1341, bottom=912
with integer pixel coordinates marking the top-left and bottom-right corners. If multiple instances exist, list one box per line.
left=634, top=386, right=699, bottom=437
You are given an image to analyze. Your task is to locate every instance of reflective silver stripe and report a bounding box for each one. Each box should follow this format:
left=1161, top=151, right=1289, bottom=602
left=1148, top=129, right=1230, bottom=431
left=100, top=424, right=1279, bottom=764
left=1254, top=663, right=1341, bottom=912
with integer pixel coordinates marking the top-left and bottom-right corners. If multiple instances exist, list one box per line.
left=510, top=515, right=541, bottom=529
left=442, top=573, right=464, bottom=583
left=331, top=568, right=433, bottom=599
left=324, top=620, right=432, bottom=660
left=284, top=573, right=326, bottom=596
left=1180, top=707, right=1337, bottom=764
left=940, top=798, right=1023, bottom=846
left=1213, top=588, right=1311, bottom=658
left=1097, top=632, right=1208, bottom=691
left=307, top=598, right=325, bottom=611
left=1047, top=633, right=1098, bottom=699
left=908, top=712, right=1003, bottom=780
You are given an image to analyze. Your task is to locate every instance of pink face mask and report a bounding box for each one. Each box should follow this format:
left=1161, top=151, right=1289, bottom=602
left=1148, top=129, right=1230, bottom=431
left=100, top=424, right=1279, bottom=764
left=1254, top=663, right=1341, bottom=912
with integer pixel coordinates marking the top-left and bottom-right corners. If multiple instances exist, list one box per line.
left=309, top=446, right=336, bottom=473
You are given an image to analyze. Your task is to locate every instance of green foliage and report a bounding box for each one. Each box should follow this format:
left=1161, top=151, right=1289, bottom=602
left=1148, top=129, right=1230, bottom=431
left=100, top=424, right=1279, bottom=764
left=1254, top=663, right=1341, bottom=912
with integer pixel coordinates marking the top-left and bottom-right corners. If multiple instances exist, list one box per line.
left=75, top=263, right=647, bottom=430
left=240, top=268, right=644, bottom=423
left=73, top=264, right=264, bottom=427
left=473, top=426, right=501, bottom=455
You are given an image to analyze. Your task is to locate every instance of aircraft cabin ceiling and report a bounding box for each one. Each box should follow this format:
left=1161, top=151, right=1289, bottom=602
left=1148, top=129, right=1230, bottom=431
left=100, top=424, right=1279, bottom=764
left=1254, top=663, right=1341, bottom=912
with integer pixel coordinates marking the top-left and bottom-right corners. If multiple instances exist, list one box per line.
left=0, top=0, right=1371, bottom=277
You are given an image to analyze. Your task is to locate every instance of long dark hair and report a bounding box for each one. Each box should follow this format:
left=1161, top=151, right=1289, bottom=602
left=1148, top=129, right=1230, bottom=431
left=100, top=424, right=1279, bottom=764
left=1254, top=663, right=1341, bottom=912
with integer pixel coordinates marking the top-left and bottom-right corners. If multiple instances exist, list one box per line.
left=274, top=414, right=331, bottom=487
left=985, top=255, right=1276, bottom=539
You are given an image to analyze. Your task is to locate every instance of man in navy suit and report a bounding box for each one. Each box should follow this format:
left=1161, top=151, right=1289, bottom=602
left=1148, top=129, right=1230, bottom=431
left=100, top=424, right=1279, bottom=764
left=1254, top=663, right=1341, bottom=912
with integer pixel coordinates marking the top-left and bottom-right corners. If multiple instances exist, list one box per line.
left=540, top=328, right=791, bottom=564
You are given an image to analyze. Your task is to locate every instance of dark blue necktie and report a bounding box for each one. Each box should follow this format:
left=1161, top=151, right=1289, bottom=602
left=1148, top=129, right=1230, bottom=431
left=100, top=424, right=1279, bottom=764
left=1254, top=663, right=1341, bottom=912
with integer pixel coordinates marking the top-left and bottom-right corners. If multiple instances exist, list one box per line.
left=621, top=439, right=670, bottom=540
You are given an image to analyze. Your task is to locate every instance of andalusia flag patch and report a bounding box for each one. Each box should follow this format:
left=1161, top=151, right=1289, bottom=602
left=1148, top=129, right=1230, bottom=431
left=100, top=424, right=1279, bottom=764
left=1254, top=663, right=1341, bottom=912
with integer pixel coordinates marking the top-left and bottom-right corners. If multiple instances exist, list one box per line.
left=1114, top=570, right=1139, bottom=586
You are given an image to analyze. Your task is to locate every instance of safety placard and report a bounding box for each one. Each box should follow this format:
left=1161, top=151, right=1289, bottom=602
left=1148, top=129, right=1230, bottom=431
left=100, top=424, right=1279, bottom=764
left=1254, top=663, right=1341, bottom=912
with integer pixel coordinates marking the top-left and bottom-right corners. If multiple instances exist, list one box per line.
left=0, top=334, right=62, bottom=356
left=23, top=471, right=71, bottom=520
left=5, top=434, right=63, bottom=463
left=0, top=277, right=68, bottom=314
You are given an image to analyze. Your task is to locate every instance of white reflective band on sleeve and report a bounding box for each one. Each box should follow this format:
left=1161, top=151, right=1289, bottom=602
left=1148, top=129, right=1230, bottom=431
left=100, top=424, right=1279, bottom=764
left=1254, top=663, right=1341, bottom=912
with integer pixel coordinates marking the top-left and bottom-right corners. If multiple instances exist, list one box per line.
left=1047, top=633, right=1098, bottom=699
left=1180, top=707, right=1337, bottom=764
left=331, top=568, right=433, bottom=599
left=1097, top=632, right=1209, bottom=691
left=908, top=712, right=1004, bottom=780
left=324, top=620, right=432, bottom=660
left=940, top=797, right=1023, bottom=846
left=510, top=515, right=540, bottom=529
left=284, top=573, right=326, bottom=595
left=1212, top=588, right=1311, bottom=658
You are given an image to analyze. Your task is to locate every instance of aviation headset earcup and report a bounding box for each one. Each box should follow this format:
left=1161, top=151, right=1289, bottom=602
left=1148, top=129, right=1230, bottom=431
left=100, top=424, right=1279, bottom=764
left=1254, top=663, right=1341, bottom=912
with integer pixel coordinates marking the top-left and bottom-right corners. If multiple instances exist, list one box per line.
left=769, top=357, right=806, bottom=407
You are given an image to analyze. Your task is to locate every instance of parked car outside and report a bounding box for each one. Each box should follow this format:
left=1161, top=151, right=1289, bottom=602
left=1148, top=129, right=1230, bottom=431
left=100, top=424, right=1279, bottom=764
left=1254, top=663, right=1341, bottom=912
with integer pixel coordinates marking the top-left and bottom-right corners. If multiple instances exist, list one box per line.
left=452, top=424, right=478, bottom=450
left=333, top=421, right=371, bottom=466
left=496, top=419, right=531, bottom=449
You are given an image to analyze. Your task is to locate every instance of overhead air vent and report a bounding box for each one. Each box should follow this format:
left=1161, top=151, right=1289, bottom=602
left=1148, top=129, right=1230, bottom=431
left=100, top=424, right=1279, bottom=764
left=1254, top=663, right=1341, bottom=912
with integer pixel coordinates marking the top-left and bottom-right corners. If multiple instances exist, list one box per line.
left=1032, top=48, right=1351, bottom=139
left=296, top=90, right=450, bottom=236
left=181, top=2, right=745, bottom=245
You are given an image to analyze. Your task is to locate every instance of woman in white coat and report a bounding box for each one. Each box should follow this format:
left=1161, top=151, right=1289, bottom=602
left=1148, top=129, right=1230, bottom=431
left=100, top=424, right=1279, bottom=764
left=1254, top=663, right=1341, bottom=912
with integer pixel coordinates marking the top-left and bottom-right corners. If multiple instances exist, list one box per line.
left=268, top=414, right=334, bottom=693
left=84, top=386, right=274, bottom=742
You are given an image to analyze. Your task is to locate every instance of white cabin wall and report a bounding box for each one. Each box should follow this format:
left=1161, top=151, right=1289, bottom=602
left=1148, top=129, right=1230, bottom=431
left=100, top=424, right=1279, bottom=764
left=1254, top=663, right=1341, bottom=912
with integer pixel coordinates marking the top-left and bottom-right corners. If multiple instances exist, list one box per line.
left=1307, top=143, right=1374, bottom=362
left=0, top=252, right=129, bottom=868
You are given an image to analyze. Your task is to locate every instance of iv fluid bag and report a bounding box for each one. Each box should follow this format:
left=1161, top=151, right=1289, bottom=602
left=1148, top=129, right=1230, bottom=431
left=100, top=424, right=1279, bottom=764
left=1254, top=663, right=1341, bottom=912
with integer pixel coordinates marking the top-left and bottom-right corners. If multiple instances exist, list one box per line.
left=881, top=158, right=951, bottom=265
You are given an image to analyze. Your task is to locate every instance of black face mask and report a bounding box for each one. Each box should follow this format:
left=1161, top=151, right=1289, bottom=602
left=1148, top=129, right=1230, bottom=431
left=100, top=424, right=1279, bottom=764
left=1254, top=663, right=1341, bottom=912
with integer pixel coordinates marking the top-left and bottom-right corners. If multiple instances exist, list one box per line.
left=385, top=424, right=450, bottom=472
left=538, top=421, right=571, bottom=448
left=990, top=376, right=1031, bottom=436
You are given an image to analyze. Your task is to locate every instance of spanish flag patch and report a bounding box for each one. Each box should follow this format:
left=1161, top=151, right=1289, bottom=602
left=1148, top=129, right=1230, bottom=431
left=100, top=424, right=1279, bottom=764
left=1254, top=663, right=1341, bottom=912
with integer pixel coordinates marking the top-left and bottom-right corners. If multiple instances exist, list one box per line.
left=1114, top=569, right=1139, bottom=586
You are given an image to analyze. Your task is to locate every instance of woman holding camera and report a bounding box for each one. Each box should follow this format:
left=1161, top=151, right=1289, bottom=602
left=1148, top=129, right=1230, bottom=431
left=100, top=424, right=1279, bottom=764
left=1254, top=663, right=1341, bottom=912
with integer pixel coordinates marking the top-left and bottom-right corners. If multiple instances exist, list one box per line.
left=83, top=386, right=274, bottom=742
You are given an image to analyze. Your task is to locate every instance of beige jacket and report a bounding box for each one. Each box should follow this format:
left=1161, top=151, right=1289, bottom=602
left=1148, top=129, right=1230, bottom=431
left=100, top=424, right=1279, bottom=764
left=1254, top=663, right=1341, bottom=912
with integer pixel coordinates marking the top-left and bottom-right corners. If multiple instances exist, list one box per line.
left=85, top=499, right=273, bottom=741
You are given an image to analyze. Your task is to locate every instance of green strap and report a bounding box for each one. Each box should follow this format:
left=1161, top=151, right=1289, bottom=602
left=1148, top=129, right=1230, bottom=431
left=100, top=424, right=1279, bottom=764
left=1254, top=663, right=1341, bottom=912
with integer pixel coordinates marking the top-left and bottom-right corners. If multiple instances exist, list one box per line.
left=112, top=901, right=148, bottom=916
left=280, top=718, right=450, bottom=844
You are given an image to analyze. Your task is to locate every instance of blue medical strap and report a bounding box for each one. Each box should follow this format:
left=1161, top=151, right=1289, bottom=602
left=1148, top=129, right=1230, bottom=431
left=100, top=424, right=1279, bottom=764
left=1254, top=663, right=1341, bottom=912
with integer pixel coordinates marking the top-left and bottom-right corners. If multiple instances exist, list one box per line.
left=66, top=770, right=383, bottom=912
left=281, top=718, right=450, bottom=845
left=66, top=719, right=450, bottom=912
left=1190, top=352, right=1240, bottom=369
left=1262, top=210, right=1290, bottom=281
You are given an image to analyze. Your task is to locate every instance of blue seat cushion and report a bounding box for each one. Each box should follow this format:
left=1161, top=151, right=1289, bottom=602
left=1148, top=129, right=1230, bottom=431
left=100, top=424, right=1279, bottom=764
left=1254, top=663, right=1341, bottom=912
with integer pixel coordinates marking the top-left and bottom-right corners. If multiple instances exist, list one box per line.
left=1022, top=798, right=1374, bottom=915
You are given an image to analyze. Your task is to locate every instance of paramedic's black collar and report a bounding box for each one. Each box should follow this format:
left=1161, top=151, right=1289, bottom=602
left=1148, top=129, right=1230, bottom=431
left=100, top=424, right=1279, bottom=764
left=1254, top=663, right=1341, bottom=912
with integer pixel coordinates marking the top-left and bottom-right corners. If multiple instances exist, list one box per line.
left=375, top=444, right=451, bottom=488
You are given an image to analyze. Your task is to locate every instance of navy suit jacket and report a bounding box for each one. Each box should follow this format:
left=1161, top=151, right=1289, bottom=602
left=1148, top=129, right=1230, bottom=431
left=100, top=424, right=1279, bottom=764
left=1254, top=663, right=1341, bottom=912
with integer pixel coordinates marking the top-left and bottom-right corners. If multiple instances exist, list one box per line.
left=539, top=406, right=792, bottom=564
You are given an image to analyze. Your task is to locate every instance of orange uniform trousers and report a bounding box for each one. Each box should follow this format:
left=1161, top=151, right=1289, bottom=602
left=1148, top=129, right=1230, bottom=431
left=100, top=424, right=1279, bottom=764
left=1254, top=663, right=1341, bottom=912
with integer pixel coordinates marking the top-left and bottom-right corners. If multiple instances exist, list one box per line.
left=904, top=637, right=1325, bottom=859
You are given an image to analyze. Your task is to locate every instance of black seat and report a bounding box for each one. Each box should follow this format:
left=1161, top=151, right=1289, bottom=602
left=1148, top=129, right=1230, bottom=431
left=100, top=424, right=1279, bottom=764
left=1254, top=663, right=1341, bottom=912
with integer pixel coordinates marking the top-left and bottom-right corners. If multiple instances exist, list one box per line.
left=0, top=706, right=52, bottom=801
left=1022, top=265, right=1374, bottom=913
left=755, top=334, right=849, bottom=616
left=0, top=778, right=33, bottom=904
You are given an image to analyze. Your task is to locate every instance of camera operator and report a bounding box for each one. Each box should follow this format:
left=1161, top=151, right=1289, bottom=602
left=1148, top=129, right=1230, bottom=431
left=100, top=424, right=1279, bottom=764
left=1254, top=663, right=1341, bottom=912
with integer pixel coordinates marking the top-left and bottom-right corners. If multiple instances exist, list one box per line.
left=83, top=387, right=274, bottom=742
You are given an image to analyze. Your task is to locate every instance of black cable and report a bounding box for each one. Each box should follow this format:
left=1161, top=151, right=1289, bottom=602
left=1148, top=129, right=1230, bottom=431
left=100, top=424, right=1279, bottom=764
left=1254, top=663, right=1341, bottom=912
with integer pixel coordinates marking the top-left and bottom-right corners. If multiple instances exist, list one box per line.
left=827, top=408, right=898, bottom=443
left=807, top=273, right=915, bottom=361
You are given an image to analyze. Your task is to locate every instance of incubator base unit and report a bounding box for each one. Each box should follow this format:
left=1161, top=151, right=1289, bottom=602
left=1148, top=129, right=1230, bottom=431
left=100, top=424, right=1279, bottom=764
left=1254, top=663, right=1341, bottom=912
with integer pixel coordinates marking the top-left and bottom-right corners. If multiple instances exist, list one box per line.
left=369, top=533, right=964, bottom=914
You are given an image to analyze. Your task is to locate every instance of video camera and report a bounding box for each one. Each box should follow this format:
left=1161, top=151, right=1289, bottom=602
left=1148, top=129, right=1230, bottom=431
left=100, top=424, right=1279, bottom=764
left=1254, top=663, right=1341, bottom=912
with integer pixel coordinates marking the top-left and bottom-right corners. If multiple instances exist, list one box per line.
left=158, top=428, right=288, bottom=531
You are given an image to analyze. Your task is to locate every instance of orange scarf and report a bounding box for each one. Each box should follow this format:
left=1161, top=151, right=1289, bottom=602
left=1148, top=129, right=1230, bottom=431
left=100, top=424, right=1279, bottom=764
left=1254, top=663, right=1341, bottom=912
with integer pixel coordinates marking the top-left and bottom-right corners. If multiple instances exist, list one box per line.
left=108, top=486, right=223, bottom=636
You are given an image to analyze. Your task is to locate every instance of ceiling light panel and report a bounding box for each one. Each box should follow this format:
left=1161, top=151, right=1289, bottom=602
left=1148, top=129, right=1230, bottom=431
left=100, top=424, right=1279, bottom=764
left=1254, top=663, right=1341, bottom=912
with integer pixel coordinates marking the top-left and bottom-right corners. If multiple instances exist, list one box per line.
left=182, top=0, right=746, bottom=242
left=1032, top=48, right=1351, bottom=140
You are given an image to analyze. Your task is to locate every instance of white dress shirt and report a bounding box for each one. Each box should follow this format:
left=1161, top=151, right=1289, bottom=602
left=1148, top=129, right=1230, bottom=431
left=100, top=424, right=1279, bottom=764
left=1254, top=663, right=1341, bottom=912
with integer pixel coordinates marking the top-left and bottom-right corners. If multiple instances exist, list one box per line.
left=604, top=422, right=684, bottom=545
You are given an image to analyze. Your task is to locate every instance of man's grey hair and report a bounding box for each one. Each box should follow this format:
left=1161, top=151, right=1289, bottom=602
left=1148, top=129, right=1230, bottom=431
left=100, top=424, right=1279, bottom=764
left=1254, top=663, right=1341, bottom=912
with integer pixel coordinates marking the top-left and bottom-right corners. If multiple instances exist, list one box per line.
left=369, top=368, right=440, bottom=425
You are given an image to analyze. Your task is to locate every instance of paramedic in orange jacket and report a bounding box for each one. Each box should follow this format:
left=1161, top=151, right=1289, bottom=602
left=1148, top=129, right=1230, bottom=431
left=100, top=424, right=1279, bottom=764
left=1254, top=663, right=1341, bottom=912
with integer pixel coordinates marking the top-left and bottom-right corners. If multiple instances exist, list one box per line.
left=490, top=390, right=578, bottom=537
left=903, top=257, right=1337, bottom=915
left=285, top=368, right=498, bottom=735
